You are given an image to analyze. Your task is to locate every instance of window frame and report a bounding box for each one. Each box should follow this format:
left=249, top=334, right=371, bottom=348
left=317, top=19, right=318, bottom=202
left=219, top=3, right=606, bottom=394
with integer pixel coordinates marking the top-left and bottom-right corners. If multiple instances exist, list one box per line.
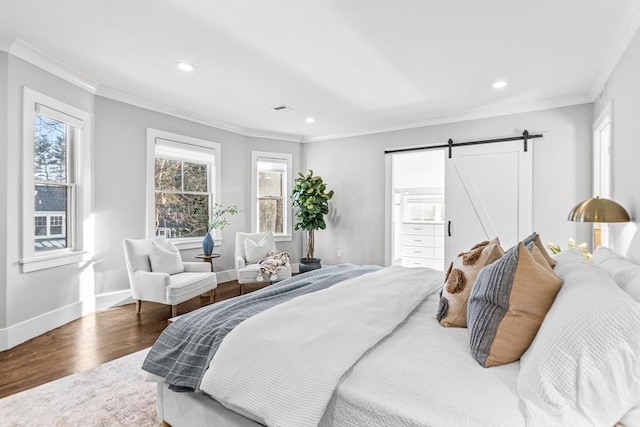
left=251, top=151, right=293, bottom=242
left=21, top=87, right=91, bottom=273
left=146, top=128, right=221, bottom=250
left=593, top=102, right=613, bottom=247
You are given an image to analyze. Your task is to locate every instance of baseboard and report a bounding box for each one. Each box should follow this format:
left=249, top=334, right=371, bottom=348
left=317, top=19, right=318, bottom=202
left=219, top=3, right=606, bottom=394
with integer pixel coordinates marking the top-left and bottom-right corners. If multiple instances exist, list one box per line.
left=0, top=299, right=89, bottom=351
left=95, top=289, right=134, bottom=311
left=215, top=268, right=236, bottom=284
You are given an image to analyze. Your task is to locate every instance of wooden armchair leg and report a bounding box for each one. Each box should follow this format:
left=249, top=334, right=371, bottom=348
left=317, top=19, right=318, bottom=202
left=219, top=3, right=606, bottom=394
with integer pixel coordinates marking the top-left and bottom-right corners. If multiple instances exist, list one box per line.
left=171, top=305, right=178, bottom=318
left=209, top=289, right=216, bottom=303
left=135, top=300, right=141, bottom=314
left=240, top=284, right=244, bottom=295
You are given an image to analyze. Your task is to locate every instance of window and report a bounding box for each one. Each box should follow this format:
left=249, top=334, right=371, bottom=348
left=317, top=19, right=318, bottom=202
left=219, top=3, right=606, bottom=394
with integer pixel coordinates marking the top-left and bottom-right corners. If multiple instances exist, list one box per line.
left=147, top=129, right=220, bottom=248
left=21, top=87, right=91, bottom=272
left=251, top=151, right=292, bottom=241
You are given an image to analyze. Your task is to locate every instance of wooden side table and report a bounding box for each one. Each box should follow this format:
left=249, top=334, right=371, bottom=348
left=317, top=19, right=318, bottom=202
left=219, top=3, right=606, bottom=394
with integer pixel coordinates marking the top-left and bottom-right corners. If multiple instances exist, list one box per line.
left=195, top=254, right=220, bottom=272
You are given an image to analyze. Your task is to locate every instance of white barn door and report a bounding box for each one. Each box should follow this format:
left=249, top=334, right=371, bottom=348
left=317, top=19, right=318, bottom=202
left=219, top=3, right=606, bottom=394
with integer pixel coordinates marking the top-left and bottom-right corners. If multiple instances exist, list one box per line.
left=444, top=142, right=532, bottom=265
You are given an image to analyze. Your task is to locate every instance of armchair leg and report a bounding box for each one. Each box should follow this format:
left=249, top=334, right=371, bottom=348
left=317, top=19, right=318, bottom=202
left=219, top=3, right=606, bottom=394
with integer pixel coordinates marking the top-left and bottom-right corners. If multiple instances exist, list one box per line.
left=240, top=284, right=244, bottom=296
left=171, top=305, right=178, bottom=318
left=210, top=289, right=216, bottom=303
left=135, top=300, right=141, bottom=314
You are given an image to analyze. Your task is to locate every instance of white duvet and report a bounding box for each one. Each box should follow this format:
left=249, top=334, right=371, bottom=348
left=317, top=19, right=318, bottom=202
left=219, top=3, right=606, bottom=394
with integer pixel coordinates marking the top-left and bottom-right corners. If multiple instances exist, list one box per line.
left=201, top=265, right=525, bottom=427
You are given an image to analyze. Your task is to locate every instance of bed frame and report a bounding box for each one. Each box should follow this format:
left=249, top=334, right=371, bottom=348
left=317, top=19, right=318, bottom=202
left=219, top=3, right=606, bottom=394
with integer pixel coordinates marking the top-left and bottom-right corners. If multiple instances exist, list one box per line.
left=157, top=383, right=261, bottom=427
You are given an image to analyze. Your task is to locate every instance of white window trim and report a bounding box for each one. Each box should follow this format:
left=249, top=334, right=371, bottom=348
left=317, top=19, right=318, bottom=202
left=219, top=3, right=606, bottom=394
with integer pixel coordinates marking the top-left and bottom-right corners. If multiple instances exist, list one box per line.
left=593, top=102, right=613, bottom=247
left=21, top=87, right=91, bottom=273
left=146, top=128, right=221, bottom=250
left=251, top=151, right=293, bottom=242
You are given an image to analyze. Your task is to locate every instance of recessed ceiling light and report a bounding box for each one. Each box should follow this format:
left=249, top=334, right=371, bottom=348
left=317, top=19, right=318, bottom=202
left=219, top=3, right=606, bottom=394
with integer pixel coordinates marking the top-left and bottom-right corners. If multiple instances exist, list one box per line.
left=306, top=117, right=315, bottom=124
left=176, top=62, right=195, bottom=72
left=492, top=81, right=508, bottom=89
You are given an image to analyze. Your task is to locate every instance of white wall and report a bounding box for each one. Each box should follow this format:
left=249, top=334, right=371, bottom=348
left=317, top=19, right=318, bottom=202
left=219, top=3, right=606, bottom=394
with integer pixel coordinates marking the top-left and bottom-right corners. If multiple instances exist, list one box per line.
left=593, top=29, right=640, bottom=263
left=304, top=104, right=593, bottom=266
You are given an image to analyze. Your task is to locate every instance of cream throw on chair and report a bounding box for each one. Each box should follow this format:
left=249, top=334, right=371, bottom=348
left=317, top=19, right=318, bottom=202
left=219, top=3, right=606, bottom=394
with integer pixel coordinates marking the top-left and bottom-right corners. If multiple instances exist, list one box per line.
left=235, top=232, right=292, bottom=294
left=123, top=237, right=218, bottom=317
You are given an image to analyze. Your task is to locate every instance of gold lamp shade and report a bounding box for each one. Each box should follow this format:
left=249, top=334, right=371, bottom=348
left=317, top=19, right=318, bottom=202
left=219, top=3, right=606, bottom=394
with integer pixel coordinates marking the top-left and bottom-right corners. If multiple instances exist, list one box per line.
left=567, top=197, right=630, bottom=223
left=567, top=196, right=630, bottom=248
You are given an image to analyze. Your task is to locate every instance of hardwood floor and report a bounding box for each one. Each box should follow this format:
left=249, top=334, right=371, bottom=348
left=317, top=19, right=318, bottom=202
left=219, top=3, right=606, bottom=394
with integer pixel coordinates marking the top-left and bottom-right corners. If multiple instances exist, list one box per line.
left=0, top=280, right=266, bottom=399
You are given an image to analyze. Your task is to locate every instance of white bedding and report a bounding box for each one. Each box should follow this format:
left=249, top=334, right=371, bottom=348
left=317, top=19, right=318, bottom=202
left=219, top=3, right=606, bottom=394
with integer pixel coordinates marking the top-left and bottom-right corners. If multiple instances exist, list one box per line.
left=319, top=296, right=525, bottom=427
left=201, top=266, right=443, bottom=427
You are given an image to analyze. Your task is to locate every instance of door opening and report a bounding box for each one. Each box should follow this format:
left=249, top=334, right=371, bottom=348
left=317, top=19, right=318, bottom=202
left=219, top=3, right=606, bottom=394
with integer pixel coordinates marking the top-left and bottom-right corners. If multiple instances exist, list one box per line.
left=389, top=150, right=446, bottom=270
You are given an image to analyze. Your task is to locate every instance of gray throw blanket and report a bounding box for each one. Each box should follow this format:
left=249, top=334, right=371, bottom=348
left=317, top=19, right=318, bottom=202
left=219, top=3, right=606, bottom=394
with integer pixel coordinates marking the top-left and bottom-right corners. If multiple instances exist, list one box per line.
left=142, top=263, right=381, bottom=391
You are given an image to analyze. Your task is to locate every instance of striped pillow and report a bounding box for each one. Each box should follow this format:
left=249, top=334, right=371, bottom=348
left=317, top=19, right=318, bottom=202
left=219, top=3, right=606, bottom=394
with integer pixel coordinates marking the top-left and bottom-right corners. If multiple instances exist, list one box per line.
left=468, top=240, right=563, bottom=367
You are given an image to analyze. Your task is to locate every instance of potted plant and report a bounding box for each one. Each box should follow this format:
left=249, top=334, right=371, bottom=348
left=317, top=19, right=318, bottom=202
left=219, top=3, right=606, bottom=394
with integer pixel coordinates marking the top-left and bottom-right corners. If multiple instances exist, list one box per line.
left=291, top=170, right=334, bottom=272
left=203, top=203, right=239, bottom=256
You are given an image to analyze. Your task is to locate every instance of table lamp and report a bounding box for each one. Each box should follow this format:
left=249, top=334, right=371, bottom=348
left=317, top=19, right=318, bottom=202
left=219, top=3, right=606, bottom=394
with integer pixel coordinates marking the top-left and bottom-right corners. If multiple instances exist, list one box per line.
left=567, top=196, right=630, bottom=247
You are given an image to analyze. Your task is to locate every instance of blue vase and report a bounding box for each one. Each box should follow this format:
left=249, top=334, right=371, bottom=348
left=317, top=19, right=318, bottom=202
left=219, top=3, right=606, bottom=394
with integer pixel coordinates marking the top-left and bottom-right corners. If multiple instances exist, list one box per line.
left=202, top=232, right=214, bottom=256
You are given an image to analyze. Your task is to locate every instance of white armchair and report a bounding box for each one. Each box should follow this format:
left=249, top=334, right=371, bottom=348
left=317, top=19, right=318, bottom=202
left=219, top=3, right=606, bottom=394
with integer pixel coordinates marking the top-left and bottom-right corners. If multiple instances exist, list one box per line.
left=123, top=237, right=218, bottom=317
left=235, top=232, right=292, bottom=294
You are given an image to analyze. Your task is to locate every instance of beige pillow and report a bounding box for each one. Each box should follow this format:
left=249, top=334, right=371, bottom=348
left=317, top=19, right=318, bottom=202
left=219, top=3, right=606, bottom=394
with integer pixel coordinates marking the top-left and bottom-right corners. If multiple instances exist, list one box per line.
left=468, top=241, right=563, bottom=367
left=149, top=241, right=184, bottom=275
left=437, top=238, right=503, bottom=327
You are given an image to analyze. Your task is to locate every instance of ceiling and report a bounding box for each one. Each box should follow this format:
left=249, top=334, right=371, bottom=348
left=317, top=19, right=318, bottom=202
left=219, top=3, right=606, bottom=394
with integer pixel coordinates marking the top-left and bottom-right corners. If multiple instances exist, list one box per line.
left=0, top=1, right=637, bottom=142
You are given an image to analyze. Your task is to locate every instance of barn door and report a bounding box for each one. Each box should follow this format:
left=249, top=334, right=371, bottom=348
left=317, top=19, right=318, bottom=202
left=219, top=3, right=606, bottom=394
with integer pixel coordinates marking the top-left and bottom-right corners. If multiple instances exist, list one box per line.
left=444, top=141, right=532, bottom=265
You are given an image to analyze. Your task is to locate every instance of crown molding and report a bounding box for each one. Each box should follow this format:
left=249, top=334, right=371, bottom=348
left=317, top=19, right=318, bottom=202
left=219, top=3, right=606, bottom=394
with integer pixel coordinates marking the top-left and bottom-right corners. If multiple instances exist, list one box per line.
left=96, top=85, right=303, bottom=142
left=0, top=33, right=99, bottom=93
left=589, top=1, right=640, bottom=100
left=304, top=94, right=592, bottom=143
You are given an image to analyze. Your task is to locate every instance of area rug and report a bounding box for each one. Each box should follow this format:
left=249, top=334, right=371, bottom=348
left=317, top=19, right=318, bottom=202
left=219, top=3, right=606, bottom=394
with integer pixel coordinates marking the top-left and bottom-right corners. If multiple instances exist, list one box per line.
left=0, top=348, right=157, bottom=426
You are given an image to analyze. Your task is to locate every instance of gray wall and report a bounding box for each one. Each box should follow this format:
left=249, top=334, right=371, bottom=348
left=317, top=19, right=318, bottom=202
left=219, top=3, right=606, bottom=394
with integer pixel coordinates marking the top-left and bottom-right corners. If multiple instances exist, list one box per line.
left=0, top=55, right=303, bottom=337
left=92, top=97, right=303, bottom=295
left=593, top=29, right=640, bottom=263
left=0, top=51, right=8, bottom=330
left=3, top=55, right=96, bottom=327
left=304, top=104, right=594, bottom=266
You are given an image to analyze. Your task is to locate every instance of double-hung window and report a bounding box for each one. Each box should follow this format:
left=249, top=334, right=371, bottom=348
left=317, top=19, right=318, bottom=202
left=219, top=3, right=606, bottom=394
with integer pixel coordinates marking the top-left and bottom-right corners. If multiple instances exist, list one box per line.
left=21, top=87, right=91, bottom=272
left=251, top=151, right=292, bottom=241
left=147, top=129, right=220, bottom=248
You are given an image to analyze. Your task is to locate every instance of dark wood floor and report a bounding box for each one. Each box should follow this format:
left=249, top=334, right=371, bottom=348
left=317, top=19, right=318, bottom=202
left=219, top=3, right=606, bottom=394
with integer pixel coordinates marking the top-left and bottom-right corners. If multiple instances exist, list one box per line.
left=0, top=280, right=264, bottom=399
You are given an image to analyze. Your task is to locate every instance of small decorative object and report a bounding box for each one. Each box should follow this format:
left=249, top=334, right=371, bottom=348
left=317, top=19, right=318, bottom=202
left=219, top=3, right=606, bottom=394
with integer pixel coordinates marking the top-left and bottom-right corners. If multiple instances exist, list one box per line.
left=202, top=204, right=239, bottom=256
left=547, top=238, right=591, bottom=259
left=291, top=170, right=334, bottom=273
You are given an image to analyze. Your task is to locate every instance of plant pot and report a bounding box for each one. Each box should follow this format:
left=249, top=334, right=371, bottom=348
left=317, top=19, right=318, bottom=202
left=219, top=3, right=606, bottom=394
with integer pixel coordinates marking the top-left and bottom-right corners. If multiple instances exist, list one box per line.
left=299, top=257, right=321, bottom=273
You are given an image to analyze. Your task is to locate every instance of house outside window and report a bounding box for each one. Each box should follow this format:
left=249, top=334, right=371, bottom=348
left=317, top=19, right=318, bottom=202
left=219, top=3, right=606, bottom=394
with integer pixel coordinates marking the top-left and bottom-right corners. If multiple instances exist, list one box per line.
left=147, top=129, right=220, bottom=248
left=251, top=151, right=292, bottom=241
left=21, top=87, right=91, bottom=272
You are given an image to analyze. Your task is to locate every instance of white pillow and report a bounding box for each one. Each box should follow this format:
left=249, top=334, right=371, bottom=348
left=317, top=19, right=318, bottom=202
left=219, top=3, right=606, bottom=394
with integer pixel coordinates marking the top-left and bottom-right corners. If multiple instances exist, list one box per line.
left=149, top=241, right=184, bottom=275
left=592, top=246, right=640, bottom=303
left=518, top=250, right=640, bottom=426
left=244, top=236, right=270, bottom=264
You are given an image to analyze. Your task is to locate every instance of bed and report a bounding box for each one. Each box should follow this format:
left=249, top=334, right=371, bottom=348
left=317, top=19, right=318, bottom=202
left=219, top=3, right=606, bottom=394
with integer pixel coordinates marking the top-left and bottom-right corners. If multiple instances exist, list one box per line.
left=142, top=241, right=640, bottom=427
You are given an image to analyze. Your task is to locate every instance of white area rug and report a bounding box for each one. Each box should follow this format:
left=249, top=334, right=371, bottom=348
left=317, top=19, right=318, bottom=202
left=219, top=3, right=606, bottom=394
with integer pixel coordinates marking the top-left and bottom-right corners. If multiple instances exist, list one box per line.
left=0, top=348, right=157, bottom=426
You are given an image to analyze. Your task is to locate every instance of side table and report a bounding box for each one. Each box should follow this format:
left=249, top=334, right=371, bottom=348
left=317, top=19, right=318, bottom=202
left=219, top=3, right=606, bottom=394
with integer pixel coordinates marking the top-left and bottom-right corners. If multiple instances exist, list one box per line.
left=195, top=253, right=220, bottom=272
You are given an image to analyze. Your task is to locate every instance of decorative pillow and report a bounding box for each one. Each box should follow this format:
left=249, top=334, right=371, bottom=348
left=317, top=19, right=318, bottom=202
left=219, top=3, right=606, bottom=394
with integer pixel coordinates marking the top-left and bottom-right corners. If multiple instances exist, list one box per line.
left=244, top=236, right=270, bottom=264
left=522, top=231, right=556, bottom=268
left=592, top=246, right=640, bottom=303
left=149, top=241, right=184, bottom=275
left=518, top=250, right=640, bottom=426
left=437, top=238, right=503, bottom=327
left=468, top=241, right=563, bottom=367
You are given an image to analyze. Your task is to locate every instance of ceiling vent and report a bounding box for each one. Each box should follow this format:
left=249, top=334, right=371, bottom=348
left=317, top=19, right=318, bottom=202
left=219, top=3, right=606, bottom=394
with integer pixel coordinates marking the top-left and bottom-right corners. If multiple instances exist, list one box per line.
left=272, top=104, right=295, bottom=112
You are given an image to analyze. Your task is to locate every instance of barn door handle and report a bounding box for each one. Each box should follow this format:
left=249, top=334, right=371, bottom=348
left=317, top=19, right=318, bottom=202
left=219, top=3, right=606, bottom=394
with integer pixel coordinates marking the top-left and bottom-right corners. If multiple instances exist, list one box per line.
left=447, top=221, right=452, bottom=237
